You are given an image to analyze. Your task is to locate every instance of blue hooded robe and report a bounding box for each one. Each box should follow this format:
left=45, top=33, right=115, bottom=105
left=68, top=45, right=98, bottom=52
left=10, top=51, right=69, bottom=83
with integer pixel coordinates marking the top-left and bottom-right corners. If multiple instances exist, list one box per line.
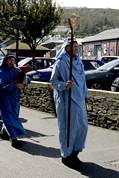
left=50, top=41, right=88, bottom=158
left=0, top=66, right=26, bottom=139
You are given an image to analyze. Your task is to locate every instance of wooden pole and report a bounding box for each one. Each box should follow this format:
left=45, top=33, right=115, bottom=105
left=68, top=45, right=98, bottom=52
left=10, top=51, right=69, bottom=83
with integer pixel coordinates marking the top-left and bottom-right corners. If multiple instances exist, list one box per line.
left=67, top=17, right=74, bottom=147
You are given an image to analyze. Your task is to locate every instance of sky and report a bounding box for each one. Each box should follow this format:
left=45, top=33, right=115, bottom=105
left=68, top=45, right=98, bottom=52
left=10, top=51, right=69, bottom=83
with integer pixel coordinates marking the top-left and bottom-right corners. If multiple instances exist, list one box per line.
left=55, top=0, right=119, bottom=9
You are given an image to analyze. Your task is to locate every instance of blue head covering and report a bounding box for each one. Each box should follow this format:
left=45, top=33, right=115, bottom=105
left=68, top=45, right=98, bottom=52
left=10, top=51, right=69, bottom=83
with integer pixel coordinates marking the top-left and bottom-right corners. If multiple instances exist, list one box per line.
left=2, top=54, right=16, bottom=68
left=56, top=38, right=80, bottom=62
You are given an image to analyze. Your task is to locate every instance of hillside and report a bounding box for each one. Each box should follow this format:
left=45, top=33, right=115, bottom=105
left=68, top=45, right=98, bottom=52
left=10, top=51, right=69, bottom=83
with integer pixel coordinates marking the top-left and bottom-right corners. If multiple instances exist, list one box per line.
left=62, top=7, right=119, bottom=37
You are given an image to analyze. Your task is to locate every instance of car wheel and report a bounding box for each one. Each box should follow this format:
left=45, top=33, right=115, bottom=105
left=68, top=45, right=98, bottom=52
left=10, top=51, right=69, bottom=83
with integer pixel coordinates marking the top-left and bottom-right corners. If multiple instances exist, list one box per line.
left=91, top=82, right=102, bottom=89
left=111, top=86, right=117, bottom=92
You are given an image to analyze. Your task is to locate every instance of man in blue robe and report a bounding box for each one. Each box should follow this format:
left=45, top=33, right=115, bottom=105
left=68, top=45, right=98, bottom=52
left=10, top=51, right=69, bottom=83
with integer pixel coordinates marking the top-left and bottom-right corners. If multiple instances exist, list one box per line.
left=50, top=39, right=88, bottom=167
left=0, top=55, right=26, bottom=148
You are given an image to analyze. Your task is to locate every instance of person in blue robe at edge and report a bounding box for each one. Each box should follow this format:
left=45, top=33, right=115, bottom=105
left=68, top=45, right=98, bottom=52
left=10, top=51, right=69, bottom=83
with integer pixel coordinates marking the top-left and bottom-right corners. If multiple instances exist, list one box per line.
left=50, top=38, right=88, bottom=167
left=0, top=54, right=27, bottom=148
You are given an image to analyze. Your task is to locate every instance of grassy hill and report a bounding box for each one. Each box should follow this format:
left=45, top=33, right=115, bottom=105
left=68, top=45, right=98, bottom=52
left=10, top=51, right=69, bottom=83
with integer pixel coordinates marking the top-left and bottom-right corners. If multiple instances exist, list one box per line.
left=62, top=7, right=119, bottom=37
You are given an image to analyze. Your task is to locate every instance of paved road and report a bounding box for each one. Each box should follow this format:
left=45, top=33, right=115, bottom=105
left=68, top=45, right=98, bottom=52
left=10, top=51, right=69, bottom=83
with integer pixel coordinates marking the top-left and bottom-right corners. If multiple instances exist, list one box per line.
left=0, top=106, right=119, bottom=178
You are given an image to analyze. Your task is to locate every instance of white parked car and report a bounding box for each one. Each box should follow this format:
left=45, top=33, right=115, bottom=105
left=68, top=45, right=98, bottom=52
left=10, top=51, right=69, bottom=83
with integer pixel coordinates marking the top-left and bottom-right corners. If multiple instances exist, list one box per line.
left=100, top=56, right=119, bottom=63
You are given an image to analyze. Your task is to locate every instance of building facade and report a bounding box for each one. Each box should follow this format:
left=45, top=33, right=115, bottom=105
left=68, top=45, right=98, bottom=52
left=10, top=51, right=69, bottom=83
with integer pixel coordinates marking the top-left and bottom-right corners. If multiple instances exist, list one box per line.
left=82, top=28, right=119, bottom=59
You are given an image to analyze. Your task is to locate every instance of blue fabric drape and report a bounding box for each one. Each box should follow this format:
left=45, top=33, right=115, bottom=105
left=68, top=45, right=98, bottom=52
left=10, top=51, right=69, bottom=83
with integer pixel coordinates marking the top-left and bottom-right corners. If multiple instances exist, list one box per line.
left=0, top=67, right=26, bottom=139
left=50, top=42, right=88, bottom=158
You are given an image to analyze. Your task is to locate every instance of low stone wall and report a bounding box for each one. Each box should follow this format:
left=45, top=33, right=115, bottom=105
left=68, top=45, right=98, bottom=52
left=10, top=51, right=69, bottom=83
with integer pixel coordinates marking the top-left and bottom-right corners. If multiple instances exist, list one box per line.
left=20, top=81, right=119, bottom=131
left=87, top=90, right=119, bottom=130
left=20, top=81, right=55, bottom=114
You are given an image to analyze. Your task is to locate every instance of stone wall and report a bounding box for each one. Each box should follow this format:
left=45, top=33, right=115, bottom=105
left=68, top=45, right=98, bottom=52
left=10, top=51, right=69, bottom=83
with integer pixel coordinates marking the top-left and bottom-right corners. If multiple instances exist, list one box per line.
left=20, top=81, right=55, bottom=114
left=21, top=81, right=119, bottom=131
left=87, top=90, right=119, bottom=130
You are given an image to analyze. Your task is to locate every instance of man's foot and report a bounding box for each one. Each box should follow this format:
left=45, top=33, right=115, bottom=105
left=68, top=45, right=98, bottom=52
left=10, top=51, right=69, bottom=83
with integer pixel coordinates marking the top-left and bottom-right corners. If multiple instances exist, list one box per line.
left=73, top=156, right=82, bottom=164
left=11, top=139, right=25, bottom=148
left=0, top=129, right=10, bottom=141
left=62, top=153, right=82, bottom=169
left=62, top=156, right=72, bottom=166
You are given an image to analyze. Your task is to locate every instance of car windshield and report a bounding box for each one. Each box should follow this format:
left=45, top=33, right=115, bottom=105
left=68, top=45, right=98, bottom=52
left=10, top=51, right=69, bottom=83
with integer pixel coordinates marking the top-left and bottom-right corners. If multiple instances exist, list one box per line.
left=0, top=60, right=3, bottom=66
left=101, top=56, right=119, bottom=63
left=18, top=57, right=55, bottom=68
left=97, top=59, right=119, bottom=71
left=81, top=59, right=103, bottom=70
left=90, top=61, right=103, bottom=68
left=18, top=57, right=31, bottom=67
left=43, top=59, right=55, bottom=68
left=0, top=56, right=4, bottom=66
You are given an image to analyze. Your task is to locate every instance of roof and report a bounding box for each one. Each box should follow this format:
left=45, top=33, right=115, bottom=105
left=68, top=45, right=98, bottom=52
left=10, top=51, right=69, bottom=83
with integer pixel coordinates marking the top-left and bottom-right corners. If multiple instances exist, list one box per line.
left=5, top=42, right=49, bottom=51
left=82, top=28, right=119, bottom=43
left=76, top=38, right=83, bottom=45
left=53, top=25, right=69, bottom=33
left=41, top=36, right=64, bottom=46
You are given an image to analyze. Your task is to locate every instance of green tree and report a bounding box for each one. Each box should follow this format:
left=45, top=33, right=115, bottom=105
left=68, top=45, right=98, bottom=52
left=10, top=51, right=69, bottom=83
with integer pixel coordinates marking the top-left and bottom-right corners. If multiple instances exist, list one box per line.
left=0, top=0, right=62, bottom=56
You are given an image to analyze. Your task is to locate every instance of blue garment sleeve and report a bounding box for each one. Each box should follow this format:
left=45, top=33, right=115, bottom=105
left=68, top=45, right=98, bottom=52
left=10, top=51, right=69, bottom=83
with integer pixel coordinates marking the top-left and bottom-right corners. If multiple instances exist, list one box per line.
left=50, top=62, right=66, bottom=91
left=0, top=78, right=10, bottom=89
left=84, top=82, right=88, bottom=99
left=0, top=68, right=18, bottom=89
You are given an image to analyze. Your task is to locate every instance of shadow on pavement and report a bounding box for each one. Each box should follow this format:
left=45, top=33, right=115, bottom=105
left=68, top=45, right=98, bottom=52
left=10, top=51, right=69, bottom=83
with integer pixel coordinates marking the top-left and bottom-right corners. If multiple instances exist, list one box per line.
left=17, top=140, right=60, bottom=158
left=67, top=161, right=119, bottom=178
left=26, top=129, right=54, bottom=138
left=20, top=117, right=28, bottom=123
left=41, top=116, right=56, bottom=120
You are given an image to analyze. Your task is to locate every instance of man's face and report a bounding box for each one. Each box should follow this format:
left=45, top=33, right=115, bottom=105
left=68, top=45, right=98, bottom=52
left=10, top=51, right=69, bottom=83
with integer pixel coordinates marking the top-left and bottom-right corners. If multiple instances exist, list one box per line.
left=66, top=42, right=78, bottom=56
left=6, top=57, right=15, bottom=68
left=72, top=42, right=78, bottom=55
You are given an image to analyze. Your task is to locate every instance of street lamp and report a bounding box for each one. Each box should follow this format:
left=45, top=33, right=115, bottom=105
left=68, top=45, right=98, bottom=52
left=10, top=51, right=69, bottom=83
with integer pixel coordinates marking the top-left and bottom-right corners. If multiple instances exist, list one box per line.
left=12, top=0, right=25, bottom=65
left=16, top=0, right=20, bottom=66
left=9, top=0, right=26, bottom=65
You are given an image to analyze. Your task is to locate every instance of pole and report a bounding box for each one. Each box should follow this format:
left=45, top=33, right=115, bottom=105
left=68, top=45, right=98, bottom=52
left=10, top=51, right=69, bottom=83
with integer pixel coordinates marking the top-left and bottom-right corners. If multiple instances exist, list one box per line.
left=16, top=0, right=20, bottom=66
left=16, top=28, right=19, bottom=66
left=67, top=18, right=74, bottom=147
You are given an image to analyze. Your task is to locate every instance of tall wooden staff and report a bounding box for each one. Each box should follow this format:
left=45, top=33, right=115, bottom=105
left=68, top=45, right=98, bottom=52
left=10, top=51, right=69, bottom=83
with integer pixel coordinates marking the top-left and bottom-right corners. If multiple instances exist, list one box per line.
left=67, top=15, right=77, bottom=147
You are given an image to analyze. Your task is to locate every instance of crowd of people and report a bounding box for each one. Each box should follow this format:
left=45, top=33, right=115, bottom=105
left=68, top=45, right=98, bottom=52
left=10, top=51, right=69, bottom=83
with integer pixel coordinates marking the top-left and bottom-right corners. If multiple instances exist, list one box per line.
left=0, top=38, right=88, bottom=168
